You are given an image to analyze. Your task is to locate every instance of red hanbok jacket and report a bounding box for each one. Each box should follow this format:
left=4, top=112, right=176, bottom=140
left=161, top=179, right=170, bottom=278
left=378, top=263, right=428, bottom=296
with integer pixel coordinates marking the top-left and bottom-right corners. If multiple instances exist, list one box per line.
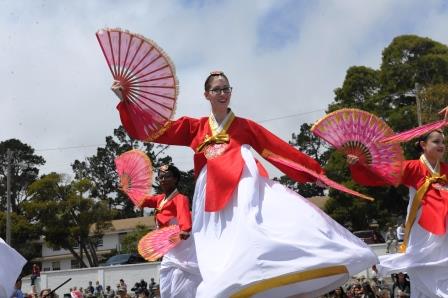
left=350, top=160, right=448, bottom=235
left=141, top=192, right=192, bottom=232
left=118, top=104, right=323, bottom=212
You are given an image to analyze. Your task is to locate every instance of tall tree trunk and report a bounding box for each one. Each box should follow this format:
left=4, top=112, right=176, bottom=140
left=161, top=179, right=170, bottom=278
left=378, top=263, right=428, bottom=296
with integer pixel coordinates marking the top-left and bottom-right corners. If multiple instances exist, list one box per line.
left=87, top=240, right=99, bottom=266
left=81, top=242, right=94, bottom=267
left=66, top=246, right=88, bottom=268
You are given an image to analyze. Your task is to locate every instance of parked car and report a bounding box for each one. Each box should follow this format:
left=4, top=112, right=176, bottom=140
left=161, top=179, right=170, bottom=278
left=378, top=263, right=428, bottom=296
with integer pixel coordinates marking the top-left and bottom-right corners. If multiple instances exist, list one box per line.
left=102, top=253, right=146, bottom=266
left=353, top=230, right=385, bottom=244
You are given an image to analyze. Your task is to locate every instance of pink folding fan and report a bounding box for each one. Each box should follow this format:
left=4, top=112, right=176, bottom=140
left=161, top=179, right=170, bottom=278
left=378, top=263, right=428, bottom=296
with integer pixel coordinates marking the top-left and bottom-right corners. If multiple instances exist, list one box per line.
left=96, top=28, right=177, bottom=140
left=115, top=149, right=152, bottom=208
left=138, top=225, right=181, bottom=261
left=311, top=108, right=404, bottom=186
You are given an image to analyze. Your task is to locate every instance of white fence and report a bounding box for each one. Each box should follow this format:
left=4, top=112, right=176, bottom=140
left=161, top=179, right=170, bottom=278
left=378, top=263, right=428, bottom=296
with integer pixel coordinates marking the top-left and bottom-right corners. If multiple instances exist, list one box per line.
left=21, top=262, right=160, bottom=297
left=20, top=243, right=391, bottom=296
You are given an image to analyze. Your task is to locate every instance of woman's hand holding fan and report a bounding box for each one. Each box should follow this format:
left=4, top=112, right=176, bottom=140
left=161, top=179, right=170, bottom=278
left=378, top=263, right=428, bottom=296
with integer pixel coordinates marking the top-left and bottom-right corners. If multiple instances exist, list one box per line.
left=96, top=28, right=178, bottom=141
left=346, top=154, right=360, bottom=165
left=111, top=80, right=124, bottom=101
left=138, top=225, right=182, bottom=262
left=115, top=149, right=153, bottom=208
left=311, top=108, right=404, bottom=186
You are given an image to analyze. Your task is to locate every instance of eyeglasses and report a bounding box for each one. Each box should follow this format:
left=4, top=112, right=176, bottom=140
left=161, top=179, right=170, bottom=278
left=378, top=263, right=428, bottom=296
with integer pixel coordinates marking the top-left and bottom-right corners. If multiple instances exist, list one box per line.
left=208, top=87, right=233, bottom=95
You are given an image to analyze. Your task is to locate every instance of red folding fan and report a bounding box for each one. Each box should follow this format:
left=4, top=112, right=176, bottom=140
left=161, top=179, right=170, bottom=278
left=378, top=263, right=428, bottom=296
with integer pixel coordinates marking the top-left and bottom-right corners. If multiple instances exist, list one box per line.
left=115, top=149, right=152, bottom=208
left=138, top=225, right=181, bottom=261
left=311, top=108, right=404, bottom=186
left=380, top=119, right=448, bottom=144
left=96, top=28, right=177, bottom=141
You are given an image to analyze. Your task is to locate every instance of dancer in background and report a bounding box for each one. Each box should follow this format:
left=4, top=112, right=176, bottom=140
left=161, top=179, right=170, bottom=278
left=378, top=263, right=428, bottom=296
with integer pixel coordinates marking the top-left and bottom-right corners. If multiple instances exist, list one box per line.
left=113, top=71, right=377, bottom=297
left=348, top=129, right=448, bottom=297
left=128, top=164, right=201, bottom=298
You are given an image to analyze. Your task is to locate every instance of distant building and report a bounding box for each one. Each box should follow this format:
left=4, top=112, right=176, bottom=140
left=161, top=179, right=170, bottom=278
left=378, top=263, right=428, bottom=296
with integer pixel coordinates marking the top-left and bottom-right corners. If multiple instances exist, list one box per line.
left=36, top=216, right=155, bottom=271
left=307, top=196, right=329, bottom=210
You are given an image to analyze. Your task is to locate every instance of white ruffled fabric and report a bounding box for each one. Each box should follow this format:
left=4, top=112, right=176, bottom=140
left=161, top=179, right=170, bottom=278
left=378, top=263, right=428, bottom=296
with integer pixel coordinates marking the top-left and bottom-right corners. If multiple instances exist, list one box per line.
left=377, top=188, right=448, bottom=298
left=192, top=145, right=378, bottom=298
left=159, top=220, right=202, bottom=297
left=0, top=237, right=27, bottom=298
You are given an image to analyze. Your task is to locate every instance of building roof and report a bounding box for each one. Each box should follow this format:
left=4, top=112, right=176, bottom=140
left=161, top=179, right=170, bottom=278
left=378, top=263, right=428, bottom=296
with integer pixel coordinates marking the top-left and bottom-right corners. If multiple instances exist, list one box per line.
left=35, top=249, right=113, bottom=262
left=307, top=196, right=330, bottom=210
left=91, top=216, right=156, bottom=235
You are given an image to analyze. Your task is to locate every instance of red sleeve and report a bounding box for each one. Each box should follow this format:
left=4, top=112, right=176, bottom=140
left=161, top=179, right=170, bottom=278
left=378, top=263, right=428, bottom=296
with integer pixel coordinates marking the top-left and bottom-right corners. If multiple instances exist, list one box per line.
left=248, top=120, right=323, bottom=183
left=349, top=163, right=391, bottom=186
left=117, top=101, right=200, bottom=146
left=349, top=160, right=418, bottom=187
left=400, top=160, right=425, bottom=188
left=349, top=160, right=424, bottom=188
left=140, top=195, right=160, bottom=209
left=153, top=117, right=202, bottom=147
left=175, top=195, right=192, bottom=232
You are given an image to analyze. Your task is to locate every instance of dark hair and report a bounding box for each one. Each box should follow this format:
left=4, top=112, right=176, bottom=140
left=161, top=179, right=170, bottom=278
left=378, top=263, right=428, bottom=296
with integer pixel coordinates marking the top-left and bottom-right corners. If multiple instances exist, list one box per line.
left=159, top=164, right=181, bottom=185
left=362, top=281, right=374, bottom=292
left=40, top=289, right=55, bottom=298
left=204, top=71, right=230, bottom=91
left=414, top=129, right=444, bottom=152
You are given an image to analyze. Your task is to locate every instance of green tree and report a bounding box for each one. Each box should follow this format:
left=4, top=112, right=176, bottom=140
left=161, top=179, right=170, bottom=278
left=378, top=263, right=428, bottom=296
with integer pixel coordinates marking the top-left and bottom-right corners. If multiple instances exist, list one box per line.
left=72, top=126, right=172, bottom=217
left=285, top=35, right=448, bottom=230
left=329, top=66, right=381, bottom=112
left=23, top=173, right=115, bottom=267
left=72, top=126, right=196, bottom=217
left=419, top=83, right=448, bottom=123
left=380, top=35, right=448, bottom=94
left=0, top=139, right=45, bottom=213
left=0, top=211, right=41, bottom=269
left=274, top=123, right=330, bottom=197
left=120, top=224, right=152, bottom=254
left=0, top=139, right=45, bottom=273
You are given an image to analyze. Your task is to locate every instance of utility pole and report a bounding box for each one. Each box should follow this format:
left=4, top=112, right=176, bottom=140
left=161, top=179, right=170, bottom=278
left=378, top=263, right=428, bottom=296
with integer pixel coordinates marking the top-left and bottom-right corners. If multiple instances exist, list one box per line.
left=6, top=149, right=12, bottom=245
left=415, top=83, right=422, bottom=126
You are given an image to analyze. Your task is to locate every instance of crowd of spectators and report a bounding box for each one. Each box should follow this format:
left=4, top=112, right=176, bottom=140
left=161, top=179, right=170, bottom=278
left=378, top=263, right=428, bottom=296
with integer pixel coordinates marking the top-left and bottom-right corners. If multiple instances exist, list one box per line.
left=16, top=278, right=159, bottom=298
left=321, top=272, right=411, bottom=298
left=15, top=272, right=411, bottom=298
left=66, top=278, right=160, bottom=298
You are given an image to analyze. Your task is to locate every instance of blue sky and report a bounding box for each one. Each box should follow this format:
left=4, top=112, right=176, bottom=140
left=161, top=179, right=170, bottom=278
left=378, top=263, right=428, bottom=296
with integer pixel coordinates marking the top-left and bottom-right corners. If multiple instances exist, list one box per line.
left=1, top=0, right=448, bottom=176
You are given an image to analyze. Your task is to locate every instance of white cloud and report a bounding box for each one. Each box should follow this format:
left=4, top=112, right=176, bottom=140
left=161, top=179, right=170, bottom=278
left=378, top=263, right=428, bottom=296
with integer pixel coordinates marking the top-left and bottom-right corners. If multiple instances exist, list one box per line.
left=1, top=0, right=447, bottom=176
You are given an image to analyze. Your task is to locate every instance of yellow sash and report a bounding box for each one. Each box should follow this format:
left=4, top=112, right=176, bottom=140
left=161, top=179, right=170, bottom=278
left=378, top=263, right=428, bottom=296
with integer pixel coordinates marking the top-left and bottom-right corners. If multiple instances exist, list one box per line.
left=154, top=189, right=179, bottom=229
left=400, top=155, right=446, bottom=252
left=196, top=111, right=235, bottom=153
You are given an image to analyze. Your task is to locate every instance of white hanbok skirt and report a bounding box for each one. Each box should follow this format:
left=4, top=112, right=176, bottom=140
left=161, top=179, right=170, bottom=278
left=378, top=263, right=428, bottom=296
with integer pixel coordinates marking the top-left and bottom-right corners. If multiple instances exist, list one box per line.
left=159, top=221, right=202, bottom=298
left=376, top=192, right=448, bottom=298
left=192, top=145, right=378, bottom=298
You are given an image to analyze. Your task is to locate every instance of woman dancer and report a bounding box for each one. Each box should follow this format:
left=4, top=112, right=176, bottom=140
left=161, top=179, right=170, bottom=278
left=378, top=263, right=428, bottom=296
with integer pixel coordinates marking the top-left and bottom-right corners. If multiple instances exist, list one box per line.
left=130, top=164, right=201, bottom=298
left=113, top=71, right=377, bottom=297
left=348, top=130, right=448, bottom=297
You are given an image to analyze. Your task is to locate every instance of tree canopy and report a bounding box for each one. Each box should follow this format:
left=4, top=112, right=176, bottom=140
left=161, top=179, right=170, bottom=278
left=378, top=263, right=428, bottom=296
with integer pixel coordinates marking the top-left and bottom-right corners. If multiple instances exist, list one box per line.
left=72, top=126, right=195, bottom=218
left=23, top=173, right=115, bottom=267
left=283, top=35, right=448, bottom=230
left=0, top=139, right=45, bottom=213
